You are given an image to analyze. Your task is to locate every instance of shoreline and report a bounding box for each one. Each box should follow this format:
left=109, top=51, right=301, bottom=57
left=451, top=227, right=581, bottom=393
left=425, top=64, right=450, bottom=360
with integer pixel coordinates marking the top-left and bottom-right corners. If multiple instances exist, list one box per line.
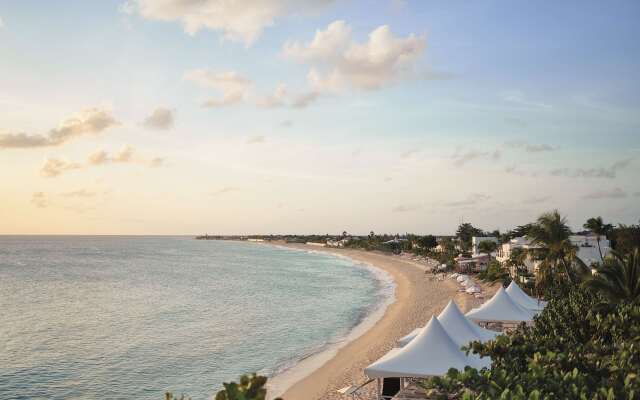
left=265, top=245, right=397, bottom=399
left=265, top=244, right=465, bottom=400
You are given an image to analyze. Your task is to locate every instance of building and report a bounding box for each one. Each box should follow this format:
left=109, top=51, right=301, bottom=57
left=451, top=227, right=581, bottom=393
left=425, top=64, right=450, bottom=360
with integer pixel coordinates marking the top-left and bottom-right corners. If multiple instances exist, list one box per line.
left=496, top=234, right=611, bottom=278
left=570, top=234, right=611, bottom=266
left=456, top=254, right=491, bottom=273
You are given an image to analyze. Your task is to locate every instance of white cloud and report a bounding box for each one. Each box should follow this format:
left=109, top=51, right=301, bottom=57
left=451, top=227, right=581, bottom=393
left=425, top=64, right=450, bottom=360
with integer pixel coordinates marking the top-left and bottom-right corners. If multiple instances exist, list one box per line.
left=392, top=203, right=422, bottom=212
left=0, top=108, right=119, bottom=149
left=143, top=107, right=175, bottom=130
left=129, top=0, right=336, bottom=45
left=550, top=159, right=632, bottom=179
left=582, top=188, right=628, bottom=200
left=31, top=192, right=50, bottom=208
left=42, top=146, right=163, bottom=177
left=41, top=159, right=83, bottom=177
left=246, top=135, right=265, bottom=144
left=452, top=149, right=501, bottom=167
left=445, top=193, right=491, bottom=207
left=255, top=84, right=288, bottom=108
left=284, top=21, right=426, bottom=93
left=184, top=70, right=253, bottom=108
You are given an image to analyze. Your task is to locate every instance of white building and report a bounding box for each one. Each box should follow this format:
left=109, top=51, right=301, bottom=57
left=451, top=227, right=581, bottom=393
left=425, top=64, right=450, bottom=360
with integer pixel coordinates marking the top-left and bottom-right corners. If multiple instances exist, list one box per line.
left=471, top=237, right=500, bottom=257
left=496, top=235, right=611, bottom=277
left=570, top=235, right=611, bottom=266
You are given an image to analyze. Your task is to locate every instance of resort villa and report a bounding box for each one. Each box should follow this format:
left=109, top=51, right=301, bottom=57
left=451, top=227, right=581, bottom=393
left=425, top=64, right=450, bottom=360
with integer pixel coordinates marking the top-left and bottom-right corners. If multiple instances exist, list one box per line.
left=496, top=234, right=611, bottom=279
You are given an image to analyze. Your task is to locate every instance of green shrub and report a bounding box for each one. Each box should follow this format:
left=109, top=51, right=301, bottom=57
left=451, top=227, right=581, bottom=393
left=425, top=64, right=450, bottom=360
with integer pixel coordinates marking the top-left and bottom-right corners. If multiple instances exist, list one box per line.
left=420, top=286, right=640, bottom=399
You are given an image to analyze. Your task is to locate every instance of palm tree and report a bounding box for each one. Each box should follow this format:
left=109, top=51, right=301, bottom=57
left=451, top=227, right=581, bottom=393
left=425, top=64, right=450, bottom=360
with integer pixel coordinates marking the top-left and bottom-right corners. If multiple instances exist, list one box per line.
left=584, top=249, right=640, bottom=303
left=507, top=247, right=528, bottom=282
left=527, top=210, right=578, bottom=289
left=583, top=216, right=613, bottom=263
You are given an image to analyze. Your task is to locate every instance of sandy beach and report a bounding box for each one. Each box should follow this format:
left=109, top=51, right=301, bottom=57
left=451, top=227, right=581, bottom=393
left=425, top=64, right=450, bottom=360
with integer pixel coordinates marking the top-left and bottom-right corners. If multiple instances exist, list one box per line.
left=270, top=244, right=497, bottom=400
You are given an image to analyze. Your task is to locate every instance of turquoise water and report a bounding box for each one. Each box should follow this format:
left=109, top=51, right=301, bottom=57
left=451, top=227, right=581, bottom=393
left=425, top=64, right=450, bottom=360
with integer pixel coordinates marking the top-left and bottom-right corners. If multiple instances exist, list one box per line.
left=0, top=237, right=388, bottom=399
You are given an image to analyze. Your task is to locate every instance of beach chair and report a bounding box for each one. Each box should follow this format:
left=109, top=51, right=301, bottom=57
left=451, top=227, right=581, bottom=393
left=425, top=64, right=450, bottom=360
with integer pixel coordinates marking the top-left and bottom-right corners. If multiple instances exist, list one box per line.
left=337, top=379, right=374, bottom=399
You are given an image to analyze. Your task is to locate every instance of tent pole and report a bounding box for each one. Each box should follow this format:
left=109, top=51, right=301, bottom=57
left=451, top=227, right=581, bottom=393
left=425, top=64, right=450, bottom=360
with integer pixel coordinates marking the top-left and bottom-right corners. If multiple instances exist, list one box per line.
left=377, top=378, right=381, bottom=400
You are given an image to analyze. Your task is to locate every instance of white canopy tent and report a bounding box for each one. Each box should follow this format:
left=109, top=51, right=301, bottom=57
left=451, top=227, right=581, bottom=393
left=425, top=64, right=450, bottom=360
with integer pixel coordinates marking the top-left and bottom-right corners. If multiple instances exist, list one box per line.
left=465, top=287, right=535, bottom=323
left=506, top=281, right=547, bottom=311
left=366, top=316, right=490, bottom=380
left=398, top=300, right=498, bottom=347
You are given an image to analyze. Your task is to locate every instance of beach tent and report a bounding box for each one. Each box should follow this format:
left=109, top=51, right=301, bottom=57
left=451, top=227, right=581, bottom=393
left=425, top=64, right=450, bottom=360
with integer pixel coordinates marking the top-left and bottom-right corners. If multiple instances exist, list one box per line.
left=398, top=300, right=498, bottom=347
left=366, top=316, right=489, bottom=380
left=506, top=281, right=547, bottom=311
left=465, top=287, right=535, bottom=323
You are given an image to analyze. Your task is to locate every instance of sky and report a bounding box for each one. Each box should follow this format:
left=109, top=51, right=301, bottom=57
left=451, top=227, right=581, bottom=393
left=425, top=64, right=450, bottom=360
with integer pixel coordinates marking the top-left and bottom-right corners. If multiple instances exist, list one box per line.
left=1, top=0, right=639, bottom=235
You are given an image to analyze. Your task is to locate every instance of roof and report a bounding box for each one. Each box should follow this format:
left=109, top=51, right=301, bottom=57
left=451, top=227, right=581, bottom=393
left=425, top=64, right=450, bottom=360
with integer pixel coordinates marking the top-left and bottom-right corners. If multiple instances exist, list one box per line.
left=465, top=287, right=535, bottom=323
left=366, top=317, right=490, bottom=379
left=398, top=300, right=498, bottom=347
left=505, top=281, right=547, bottom=311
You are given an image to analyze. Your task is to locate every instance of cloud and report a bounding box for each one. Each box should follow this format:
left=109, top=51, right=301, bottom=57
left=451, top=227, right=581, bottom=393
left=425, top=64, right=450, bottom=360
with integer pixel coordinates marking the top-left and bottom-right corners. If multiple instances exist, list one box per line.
left=31, top=192, right=50, bottom=208
left=501, top=91, right=551, bottom=109
left=61, top=189, right=97, bottom=198
left=211, top=186, right=240, bottom=196
left=522, top=196, right=551, bottom=204
left=41, top=146, right=164, bottom=177
left=129, top=0, right=336, bottom=45
left=452, top=149, right=500, bottom=167
left=550, top=159, right=632, bottom=179
left=255, top=84, right=288, bottom=108
left=291, top=91, right=321, bottom=108
left=184, top=70, right=253, bottom=108
left=143, top=107, right=175, bottom=130
left=0, top=16, right=4, bottom=29
left=400, top=149, right=419, bottom=159
left=582, top=188, right=628, bottom=200
left=246, top=135, right=265, bottom=144
left=525, top=144, right=554, bottom=153
left=445, top=193, right=491, bottom=207
left=284, top=21, right=426, bottom=93
left=0, top=108, right=120, bottom=149
left=392, top=204, right=422, bottom=212
left=504, top=140, right=554, bottom=153
left=41, top=159, right=83, bottom=177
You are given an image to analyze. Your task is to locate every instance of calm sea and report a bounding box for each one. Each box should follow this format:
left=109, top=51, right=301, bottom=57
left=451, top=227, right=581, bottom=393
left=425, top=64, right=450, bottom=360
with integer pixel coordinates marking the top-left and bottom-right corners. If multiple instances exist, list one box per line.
left=0, top=236, right=390, bottom=399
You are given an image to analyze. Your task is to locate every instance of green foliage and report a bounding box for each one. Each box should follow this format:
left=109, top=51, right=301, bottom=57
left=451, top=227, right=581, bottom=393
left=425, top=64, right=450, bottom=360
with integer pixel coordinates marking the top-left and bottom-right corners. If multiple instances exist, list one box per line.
left=478, top=260, right=510, bottom=284
left=611, top=223, right=640, bottom=255
left=477, top=240, right=497, bottom=255
left=420, top=286, right=640, bottom=399
left=165, top=374, right=281, bottom=400
left=456, top=223, right=484, bottom=250
left=418, top=234, right=438, bottom=250
left=215, top=374, right=281, bottom=400
left=585, top=249, right=640, bottom=303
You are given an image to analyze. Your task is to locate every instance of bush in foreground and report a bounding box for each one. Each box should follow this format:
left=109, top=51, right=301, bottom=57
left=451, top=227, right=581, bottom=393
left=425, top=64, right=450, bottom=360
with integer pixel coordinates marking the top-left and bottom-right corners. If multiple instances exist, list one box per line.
left=420, top=285, right=640, bottom=399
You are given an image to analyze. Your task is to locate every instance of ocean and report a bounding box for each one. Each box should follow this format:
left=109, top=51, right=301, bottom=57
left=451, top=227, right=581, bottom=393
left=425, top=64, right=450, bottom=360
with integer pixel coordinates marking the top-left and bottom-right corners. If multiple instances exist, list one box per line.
left=0, top=236, right=392, bottom=399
